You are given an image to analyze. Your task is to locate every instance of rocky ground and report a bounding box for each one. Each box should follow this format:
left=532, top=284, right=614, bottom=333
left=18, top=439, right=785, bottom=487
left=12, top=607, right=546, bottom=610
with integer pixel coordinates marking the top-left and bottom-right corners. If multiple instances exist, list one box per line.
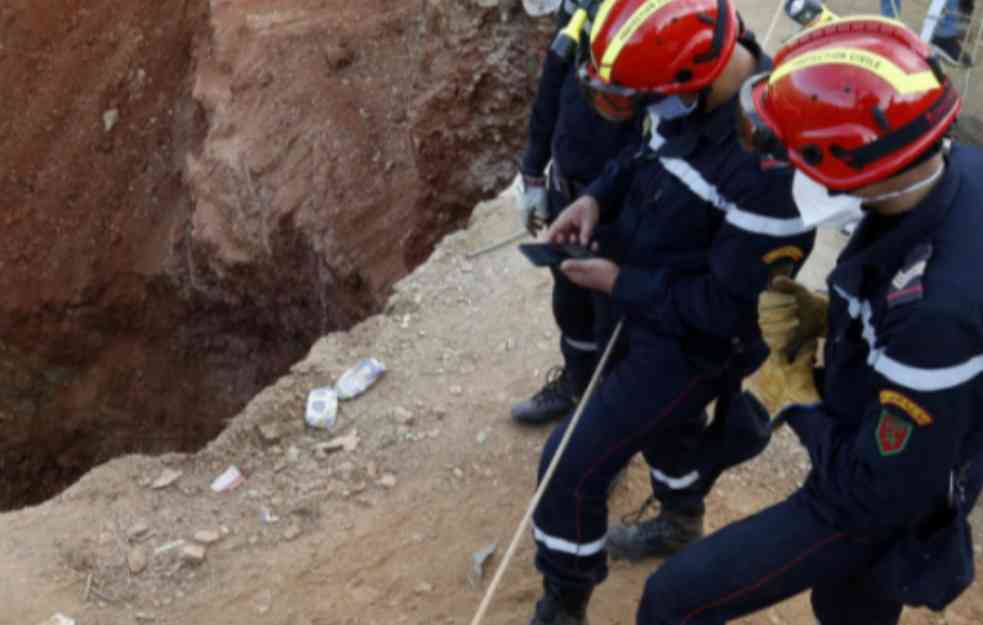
left=4, top=2, right=983, bottom=624
left=3, top=196, right=982, bottom=625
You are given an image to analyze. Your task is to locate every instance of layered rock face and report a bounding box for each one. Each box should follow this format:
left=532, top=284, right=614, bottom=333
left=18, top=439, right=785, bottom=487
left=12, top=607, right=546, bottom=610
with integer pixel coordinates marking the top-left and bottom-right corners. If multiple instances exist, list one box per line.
left=0, top=0, right=546, bottom=509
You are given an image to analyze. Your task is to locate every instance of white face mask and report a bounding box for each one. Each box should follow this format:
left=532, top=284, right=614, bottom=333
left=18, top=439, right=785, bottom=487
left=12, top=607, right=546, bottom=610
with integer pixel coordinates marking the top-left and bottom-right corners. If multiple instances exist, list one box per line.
left=791, top=170, right=864, bottom=228
left=792, top=163, right=947, bottom=228
left=648, top=95, right=698, bottom=121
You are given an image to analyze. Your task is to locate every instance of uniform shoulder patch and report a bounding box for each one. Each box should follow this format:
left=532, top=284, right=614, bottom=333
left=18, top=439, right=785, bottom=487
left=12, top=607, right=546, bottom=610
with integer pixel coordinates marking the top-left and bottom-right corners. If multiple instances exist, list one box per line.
left=763, top=245, right=805, bottom=266
left=876, top=411, right=913, bottom=456
left=880, top=390, right=934, bottom=427
left=887, top=243, right=932, bottom=309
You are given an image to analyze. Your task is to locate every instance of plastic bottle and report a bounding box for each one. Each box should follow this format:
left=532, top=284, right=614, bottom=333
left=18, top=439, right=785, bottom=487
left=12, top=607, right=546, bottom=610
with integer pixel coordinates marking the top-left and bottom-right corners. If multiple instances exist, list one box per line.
left=335, top=358, right=387, bottom=400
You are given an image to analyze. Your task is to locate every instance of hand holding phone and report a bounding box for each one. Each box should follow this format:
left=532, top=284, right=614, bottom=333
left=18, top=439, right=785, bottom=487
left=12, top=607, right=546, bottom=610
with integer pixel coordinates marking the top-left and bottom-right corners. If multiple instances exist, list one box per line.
left=518, top=242, right=594, bottom=267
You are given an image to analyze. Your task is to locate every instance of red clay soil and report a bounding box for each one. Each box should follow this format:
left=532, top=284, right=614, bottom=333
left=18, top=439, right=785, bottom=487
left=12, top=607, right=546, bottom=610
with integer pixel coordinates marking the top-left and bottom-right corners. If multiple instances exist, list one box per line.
left=0, top=0, right=547, bottom=509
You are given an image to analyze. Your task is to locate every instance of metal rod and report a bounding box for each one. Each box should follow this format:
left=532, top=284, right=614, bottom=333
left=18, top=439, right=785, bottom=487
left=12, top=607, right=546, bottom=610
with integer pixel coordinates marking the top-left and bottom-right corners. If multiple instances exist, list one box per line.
left=465, top=229, right=529, bottom=260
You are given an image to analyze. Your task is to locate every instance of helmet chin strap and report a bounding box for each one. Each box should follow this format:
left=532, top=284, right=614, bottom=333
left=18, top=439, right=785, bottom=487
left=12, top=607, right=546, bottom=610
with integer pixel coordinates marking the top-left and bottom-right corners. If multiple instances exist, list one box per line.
left=861, top=162, right=946, bottom=205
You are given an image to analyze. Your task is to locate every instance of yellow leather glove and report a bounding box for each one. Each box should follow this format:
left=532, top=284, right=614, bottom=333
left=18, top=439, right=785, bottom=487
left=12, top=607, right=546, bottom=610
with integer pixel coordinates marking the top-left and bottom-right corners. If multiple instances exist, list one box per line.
left=747, top=339, right=821, bottom=423
left=757, top=276, right=829, bottom=357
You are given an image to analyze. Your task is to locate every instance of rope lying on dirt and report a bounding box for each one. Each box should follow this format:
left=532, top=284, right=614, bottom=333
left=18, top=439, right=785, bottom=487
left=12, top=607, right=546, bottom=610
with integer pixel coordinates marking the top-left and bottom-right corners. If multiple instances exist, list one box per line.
left=468, top=320, right=625, bottom=625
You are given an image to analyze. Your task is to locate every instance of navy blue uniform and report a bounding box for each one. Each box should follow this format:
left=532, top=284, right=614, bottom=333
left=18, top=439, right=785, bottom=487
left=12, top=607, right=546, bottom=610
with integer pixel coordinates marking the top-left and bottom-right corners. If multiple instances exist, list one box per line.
left=531, top=39, right=816, bottom=592
left=521, top=5, right=639, bottom=393
left=638, top=145, right=983, bottom=625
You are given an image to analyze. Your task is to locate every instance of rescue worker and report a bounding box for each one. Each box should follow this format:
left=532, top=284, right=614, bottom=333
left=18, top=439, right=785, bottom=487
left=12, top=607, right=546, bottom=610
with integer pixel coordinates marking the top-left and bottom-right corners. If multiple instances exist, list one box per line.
left=512, top=0, right=639, bottom=426
left=522, top=2, right=816, bottom=623
left=637, top=16, right=983, bottom=625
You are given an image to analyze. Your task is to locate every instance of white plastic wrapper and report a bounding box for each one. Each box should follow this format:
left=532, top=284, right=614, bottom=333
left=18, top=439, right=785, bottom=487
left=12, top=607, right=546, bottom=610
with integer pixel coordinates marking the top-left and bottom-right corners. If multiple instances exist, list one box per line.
left=523, top=0, right=563, bottom=17
left=211, top=465, right=245, bottom=492
left=305, top=387, right=339, bottom=429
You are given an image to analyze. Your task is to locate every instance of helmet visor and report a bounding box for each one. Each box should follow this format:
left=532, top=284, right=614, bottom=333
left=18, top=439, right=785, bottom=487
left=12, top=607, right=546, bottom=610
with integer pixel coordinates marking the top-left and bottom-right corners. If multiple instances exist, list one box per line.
left=737, top=72, right=789, bottom=162
left=577, top=62, right=650, bottom=122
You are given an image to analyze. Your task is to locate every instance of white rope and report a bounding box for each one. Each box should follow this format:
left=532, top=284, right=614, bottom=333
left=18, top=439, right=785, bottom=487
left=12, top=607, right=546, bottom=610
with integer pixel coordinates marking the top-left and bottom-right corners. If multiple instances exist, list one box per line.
left=468, top=320, right=625, bottom=625
left=762, top=0, right=787, bottom=52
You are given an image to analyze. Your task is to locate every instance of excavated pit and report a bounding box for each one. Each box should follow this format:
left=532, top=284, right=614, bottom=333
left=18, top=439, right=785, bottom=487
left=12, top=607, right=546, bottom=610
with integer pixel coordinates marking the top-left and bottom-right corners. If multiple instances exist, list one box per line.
left=0, top=0, right=546, bottom=510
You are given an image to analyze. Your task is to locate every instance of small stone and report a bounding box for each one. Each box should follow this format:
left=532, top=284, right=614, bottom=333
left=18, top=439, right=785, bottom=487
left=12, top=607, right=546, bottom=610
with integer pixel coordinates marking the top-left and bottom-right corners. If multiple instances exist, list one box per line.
left=151, top=468, right=182, bottom=489
left=134, top=613, right=156, bottom=622
left=102, top=108, right=119, bottom=132
left=128, top=547, right=148, bottom=575
left=414, top=581, right=434, bottom=594
left=392, top=406, right=414, bottom=425
left=378, top=474, right=397, bottom=489
left=476, top=429, right=489, bottom=445
left=317, top=430, right=361, bottom=454
left=127, top=521, right=151, bottom=542
left=257, top=423, right=281, bottom=444
left=452, top=467, right=464, bottom=479
left=180, top=544, right=206, bottom=564
left=283, top=524, right=302, bottom=542
left=366, top=462, right=378, bottom=479
left=286, top=445, right=301, bottom=463
left=450, top=385, right=463, bottom=396
left=193, top=530, right=222, bottom=545
left=254, top=588, right=273, bottom=615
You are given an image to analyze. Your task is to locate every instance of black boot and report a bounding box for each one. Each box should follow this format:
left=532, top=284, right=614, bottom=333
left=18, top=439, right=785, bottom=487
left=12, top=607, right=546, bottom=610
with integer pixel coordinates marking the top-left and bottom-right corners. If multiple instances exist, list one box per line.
left=526, top=579, right=592, bottom=625
left=511, top=367, right=579, bottom=425
left=606, top=502, right=704, bottom=561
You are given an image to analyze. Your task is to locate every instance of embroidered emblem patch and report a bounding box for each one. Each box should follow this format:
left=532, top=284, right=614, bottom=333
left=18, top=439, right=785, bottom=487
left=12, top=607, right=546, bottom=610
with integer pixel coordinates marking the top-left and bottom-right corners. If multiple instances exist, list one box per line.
left=880, top=390, right=934, bottom=427
left=763, top=245, right=806, bottom=266
left=887, top=243, right=932, bottom=308
left=877, top=411, right=913, bottom=456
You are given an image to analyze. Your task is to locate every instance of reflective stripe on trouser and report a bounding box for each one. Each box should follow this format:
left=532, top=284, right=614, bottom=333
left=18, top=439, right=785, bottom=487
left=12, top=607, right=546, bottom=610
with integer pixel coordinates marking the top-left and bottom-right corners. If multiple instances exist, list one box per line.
left=637, top=491, right=902, bottom=625
left=532, top=333, right=728, bottom=590
left=645, top=412, right=713, bottom=517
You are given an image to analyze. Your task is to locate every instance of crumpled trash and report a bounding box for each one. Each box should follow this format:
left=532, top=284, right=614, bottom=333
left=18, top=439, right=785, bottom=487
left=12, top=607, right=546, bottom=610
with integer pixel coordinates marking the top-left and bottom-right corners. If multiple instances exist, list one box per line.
left=335, top=358, right=386, bottom=400
left=468, top=542, right=498, bottom=589
left=522, top=0, right=562, bottom=16
left=210, top=465, right=244, bottom=493
left=305, top=387, right=339, bottom=430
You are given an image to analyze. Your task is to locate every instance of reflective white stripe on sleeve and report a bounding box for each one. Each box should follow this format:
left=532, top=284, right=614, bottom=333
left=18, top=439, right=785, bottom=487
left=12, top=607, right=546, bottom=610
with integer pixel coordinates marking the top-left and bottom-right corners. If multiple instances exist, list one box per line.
left=651, top=468, right=700, bottom=490
left=563, top=336, right=599, bottom=352
left=533, top=525, right=606, bottom=556
left=835, top=286, right=983, bottom=392
left=659, top=157, right=811, bottom=237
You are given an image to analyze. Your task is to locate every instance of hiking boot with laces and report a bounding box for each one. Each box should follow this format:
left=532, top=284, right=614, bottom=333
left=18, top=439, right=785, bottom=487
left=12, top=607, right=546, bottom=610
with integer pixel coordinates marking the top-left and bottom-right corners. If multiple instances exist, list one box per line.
left=511, top=366, right=578, bottom=425
left=606, top=499, right=704, bottom=561
left=525, top=579, right=592, bottom=625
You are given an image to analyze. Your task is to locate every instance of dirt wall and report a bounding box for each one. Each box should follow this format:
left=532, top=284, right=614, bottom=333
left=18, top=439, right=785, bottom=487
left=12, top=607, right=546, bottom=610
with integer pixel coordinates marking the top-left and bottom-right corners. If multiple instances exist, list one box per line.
left=0, top=0, right=547, bottom=509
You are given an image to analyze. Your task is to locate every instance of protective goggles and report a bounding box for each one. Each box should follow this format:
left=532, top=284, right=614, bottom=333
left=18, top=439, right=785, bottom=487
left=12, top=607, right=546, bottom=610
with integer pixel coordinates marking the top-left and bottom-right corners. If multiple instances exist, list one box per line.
left=576, top=61, right=662, bottom=122
left=737, top=72, right=789, bottom=162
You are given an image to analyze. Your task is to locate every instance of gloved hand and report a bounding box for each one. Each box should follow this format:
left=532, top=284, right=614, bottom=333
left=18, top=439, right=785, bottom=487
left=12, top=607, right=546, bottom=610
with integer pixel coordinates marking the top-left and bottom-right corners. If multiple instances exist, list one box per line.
left=517, top=174, right=548, bottom=235
left=758, top=276, right=829, bottom=357
left=747, top=338, right=820, bottom=426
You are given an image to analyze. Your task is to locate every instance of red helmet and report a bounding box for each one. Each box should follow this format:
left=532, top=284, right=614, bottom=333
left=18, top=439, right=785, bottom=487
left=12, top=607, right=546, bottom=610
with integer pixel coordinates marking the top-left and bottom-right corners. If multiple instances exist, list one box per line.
left=741, top=17, right=961, bottom=190
left=579, top=0, right=739, bottom=120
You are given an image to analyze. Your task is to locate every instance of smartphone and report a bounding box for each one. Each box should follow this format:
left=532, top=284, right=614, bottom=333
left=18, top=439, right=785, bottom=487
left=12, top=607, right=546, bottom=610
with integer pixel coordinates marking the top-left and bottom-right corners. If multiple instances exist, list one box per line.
left=518, top=243, right=593, bottom=267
